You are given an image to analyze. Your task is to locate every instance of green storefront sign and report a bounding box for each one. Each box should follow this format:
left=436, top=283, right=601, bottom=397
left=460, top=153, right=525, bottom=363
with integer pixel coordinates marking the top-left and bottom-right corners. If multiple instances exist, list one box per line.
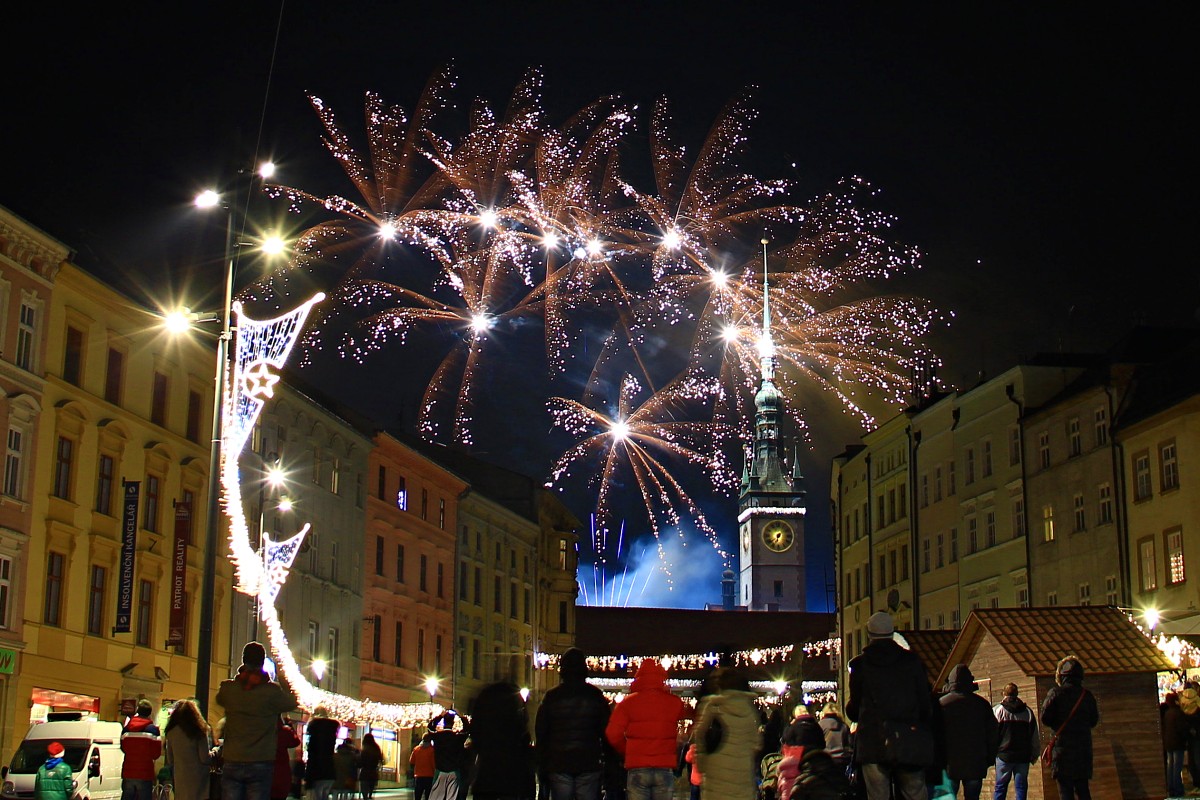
left=0, top=646, right=15, bottom=674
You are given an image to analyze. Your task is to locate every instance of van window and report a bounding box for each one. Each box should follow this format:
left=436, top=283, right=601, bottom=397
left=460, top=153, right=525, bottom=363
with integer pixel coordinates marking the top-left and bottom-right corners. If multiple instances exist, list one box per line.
left=8, top=739, right=89, bottom=773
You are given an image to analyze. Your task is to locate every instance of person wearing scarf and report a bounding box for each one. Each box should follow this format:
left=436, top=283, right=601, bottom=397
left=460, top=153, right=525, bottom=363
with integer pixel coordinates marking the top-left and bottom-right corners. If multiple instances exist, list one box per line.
left=216, top=642, right=299, bottom=800
left=35, top=742, right=73, bottom=800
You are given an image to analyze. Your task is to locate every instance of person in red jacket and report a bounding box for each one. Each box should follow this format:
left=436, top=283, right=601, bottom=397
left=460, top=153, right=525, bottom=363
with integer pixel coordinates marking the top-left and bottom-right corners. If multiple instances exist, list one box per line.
left=123, top=699, right=164, bottom=800
left=604, top=660, right=692, bottom=800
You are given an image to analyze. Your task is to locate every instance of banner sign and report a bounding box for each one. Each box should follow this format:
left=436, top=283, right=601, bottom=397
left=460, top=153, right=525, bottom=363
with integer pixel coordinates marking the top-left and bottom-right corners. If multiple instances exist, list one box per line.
left=115, top=481, right=139, bottom=634
left=167, top=502, right=191, bottom=646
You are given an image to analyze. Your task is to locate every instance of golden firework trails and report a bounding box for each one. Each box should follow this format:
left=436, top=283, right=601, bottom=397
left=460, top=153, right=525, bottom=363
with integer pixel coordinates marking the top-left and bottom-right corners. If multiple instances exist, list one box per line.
left=264, top=69, right=946, bottom=578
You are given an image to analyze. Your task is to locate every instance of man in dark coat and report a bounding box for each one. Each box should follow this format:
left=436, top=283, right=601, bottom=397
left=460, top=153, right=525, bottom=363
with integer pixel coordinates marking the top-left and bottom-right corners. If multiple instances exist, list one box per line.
left=992, top=683, right=1039, bottom=800
left=1162, top=692, right=1189, bottom=799
left=535, top=648, right=611, bottom=800
left=1039, top=655, right=1099, bottom=800
left=938, top=664, right=997, bottom=800
left=846, top=611, right=934, bottom=800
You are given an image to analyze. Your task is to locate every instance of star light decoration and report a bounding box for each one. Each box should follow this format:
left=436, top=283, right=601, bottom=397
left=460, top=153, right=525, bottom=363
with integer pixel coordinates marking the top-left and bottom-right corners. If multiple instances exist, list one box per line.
left=222, top=296, right=441, bottom=728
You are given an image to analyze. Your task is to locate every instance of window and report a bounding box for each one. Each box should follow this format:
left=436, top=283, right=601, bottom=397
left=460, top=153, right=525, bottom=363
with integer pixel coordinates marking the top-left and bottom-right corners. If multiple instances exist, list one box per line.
left=950, top=528, right=958, bottom=563
left=1073, top=493, right=1086, bottom=532
left=438, top=498, right=446, bottom=530
left=437, top=562, right=444, bottom=598
left=417, top=628, right=426, bottom=671
left=967, top=517, right=978, bottom=554
left=510, top=582, right=518, bottom=618
left=394, top=621, right=403, bottom=666
left=0, top=555, right=12, bottom=629
left=1161, top=441, right=1180, bottom=491
left=1166, top=528, right=1186, bottom=585
left=1078, top=583, right=1091, bottom=606
left=105, top=347, right=124, bottom=405
left=1017, top=587, right=1029, bottom=608
left=1047, top=591, right=1058, bottom=607
left=1094, top=407, right=1109, bottom=446
left=1068, top=417, right=1082, bottom=457
left=472, top=639, right=481, bottom=678
left=377, top=466, right=387, bottom=500
left=934, top=466, right=943, bottom=502
left=136, top=579, right=153, bottom=646
left=878, top=555, right=887, bottom=590
left=1038, top=431, right=1050, bottom=469
left=143, top=473, right=161, bottom=533
left=923, top=538, right=931, bottom=573
left=397, top=476, right=407, bottom=510
left=330, top=542, right=339, bottom=584
left=1140, top=537, right=1157, bottom=592
left=948, top=462, right=956, bottom=495
left=371, top=614, right=382, bottom=661
left=524, top=588, right=531, bottom=623
left=459, top=562, right=468, bottom=600
left=494, top=576, right=502, bottom=612
left=901, top=543, right=909, bottom=580
left=1009, top=426, right=1022, bottom=466
left=63, top=326, right=83, bottom=385
left=330, top=458, right=340, bottom=495
left=951, top=609, right=960, bottom=629
left=1106, top=575, right=1118, bottom=606
left=965, top=447, right=975, bottom=485
left=94, top=454, right=115, bottom=515
left=1042, top=505, right=1055, bottom=542
left=898, top=483, right=906, bottom=518
left=1098, top=483, right=1114, bottom=525
left=151, top=372, right=168, bottom=427
left=16, top=302, right=37, bottom=370
left=419, top=554, right=428, bottom=592
left=186, top=390, right=202, bottom=443
left=435, top=635, right=443, bottom=674
left=936, top=533, right=944, bottom=568
left=1012, top=497, right=1025, bottom=537
left=420, top=488, right=428, bottom=520
left=559, top=539, right=568, bottom=570
left=4, top=427, right=25, bottom=498
left=920, top=474, right=929, bottom=507
left=474, top=566, right=482, bottom=604
left=327, top=628, right=339, bottom=690
left=308, top=620, right=319, bottom=658
left=375, top=536, right=384, bottom=575
left=1134, top=452, right=1152, bottom=500
left=87, top=565, right=107, bottom=636
left=985, top=510, right=996, bottom=547
left=53, top=436, right=74, bottom=499
left=982, top=440, right=992, bottom=477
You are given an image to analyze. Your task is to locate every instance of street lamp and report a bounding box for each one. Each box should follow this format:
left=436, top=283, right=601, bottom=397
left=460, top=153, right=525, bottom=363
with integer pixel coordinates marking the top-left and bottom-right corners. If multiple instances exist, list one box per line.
left=424, top=676, right=440, bottom=705
left=252, top=453, right=288, bottom=643
left=190, top=162, right=285, bottom=719
left=312, top=658, right=328, bottom=688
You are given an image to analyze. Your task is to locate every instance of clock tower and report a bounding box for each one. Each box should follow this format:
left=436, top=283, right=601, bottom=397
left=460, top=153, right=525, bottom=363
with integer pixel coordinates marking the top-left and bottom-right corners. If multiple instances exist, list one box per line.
left=737, top=239, right=806, bottom=610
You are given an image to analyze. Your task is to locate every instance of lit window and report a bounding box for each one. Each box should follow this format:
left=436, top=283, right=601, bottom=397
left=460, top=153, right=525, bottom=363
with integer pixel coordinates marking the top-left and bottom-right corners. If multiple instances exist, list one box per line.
left=1166, top=528, right=1185, bottom=585
left=1042, top=505, right=1055, bottom=542
left=1140, top=538, right=1157, bottom=592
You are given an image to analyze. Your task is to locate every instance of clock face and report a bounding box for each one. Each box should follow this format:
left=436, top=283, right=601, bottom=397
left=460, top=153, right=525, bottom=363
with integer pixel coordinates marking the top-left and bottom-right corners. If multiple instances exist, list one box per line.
left=741, top=524, right=751, bottom=552
left=762, top=520, right=795, bottom=553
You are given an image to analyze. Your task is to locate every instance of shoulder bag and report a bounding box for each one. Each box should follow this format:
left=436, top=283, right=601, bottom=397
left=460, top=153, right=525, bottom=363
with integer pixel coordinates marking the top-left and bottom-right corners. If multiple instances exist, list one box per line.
left=1040, top=690, right=1086, bottom=768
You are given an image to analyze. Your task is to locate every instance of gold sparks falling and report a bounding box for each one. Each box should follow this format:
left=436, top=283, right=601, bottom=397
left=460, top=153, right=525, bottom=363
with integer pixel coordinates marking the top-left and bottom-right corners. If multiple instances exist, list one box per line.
left=258, top=68, right=948, bottom=578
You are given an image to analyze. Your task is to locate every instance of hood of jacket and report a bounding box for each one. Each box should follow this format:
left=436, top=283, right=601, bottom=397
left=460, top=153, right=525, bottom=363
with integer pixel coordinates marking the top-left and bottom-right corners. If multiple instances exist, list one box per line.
left=1001, top=696, right=1028, bottom=714
left=708, top=690, right=758, bottom=718
left=631, top=660, right=668, bottom=691
left=946, top=663, right=978, bottom=693
left=861, top=638, right=911, bottom=668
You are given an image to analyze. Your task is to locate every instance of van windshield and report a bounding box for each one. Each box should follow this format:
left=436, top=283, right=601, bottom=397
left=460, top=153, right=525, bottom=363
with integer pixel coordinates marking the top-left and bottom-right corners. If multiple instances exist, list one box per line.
left=7, top=740, right=88, bottom=774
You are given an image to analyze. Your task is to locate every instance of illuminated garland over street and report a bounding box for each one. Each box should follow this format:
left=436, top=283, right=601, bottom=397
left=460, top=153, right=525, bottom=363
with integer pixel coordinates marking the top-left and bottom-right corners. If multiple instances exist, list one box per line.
left=222, top=296, right=442, bottom=729
left=534, top=644, right=797, bottom=673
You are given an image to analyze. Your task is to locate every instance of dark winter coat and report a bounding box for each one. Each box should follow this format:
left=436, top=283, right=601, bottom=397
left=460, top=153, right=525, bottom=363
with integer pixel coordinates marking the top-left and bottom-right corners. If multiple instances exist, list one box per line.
left=1040, top=680, right=1099, bottom=781
left=845, top=638, right=933, bottom=765
left=993, top=697, right=1039, bottom=764
left=818, top=714, right=851, bottom=765
left=1164, top=701, right=1190, bottom=751
left=535, top=662, right=611, bottom=775
left=938, top=670, right=998, bottom=781
left=304, top=717, right=340, bottom=782
left=469, top=682, right=535, bottom=799
left=790, top=750, right=852, bottom=800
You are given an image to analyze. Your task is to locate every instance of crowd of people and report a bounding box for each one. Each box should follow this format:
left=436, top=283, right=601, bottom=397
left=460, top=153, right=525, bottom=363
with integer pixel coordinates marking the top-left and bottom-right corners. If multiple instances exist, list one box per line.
left=35, top=630, right=1192, bottom=800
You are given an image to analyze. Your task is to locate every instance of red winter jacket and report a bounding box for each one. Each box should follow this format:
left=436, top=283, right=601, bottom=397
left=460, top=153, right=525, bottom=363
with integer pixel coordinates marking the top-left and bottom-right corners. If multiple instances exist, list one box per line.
left=121, top=715, right=163, bottom=780
left=605, top=661, right=691, bottom=770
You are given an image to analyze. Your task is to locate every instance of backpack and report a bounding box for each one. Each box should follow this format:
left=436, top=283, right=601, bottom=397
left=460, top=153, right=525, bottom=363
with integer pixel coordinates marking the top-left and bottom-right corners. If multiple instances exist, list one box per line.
left=760, top=752, right=783, bottom=790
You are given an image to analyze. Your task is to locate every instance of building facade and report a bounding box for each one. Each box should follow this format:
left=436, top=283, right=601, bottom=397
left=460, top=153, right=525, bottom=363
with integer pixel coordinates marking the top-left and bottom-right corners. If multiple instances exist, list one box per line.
left=0, top=206, right=67, bottom=755
left=14, top=258, right=226, bottom=736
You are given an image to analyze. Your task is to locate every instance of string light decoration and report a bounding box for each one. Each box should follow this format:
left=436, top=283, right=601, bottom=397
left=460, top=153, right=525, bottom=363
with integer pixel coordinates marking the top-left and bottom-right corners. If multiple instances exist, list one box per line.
left=534, top=644, right=796, bottom=673
left=221, top=297, right=441, bottom=729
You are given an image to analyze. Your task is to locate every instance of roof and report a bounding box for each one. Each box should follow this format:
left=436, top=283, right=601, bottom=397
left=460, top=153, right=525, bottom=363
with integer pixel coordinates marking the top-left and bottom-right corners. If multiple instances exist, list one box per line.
left=896, top=630, right=960, bottom=686
left=936, top=606, right=1174, bottom=687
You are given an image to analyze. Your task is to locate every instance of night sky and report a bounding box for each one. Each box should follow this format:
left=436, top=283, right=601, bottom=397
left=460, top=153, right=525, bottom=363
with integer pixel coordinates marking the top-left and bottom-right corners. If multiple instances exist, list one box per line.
left=5, top=3, right=1193, bottom=610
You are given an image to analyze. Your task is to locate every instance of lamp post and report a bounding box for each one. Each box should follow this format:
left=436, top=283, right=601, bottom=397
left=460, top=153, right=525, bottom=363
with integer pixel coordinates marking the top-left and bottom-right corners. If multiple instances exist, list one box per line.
left=424, top=675, right=439, bottom=705
left=312, top=658, right=328, bottom=689
left=191, top=162, right=280, bottom=719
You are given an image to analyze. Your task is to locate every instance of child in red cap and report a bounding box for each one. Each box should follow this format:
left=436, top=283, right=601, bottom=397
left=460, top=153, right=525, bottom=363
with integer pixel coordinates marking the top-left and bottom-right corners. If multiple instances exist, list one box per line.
left=35, top=742, right=72, bottom=800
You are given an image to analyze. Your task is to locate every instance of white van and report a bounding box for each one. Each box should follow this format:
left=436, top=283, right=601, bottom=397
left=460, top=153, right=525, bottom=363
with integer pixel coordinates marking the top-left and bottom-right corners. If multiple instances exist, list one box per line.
left=1, top=713, right=124, bottom=800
